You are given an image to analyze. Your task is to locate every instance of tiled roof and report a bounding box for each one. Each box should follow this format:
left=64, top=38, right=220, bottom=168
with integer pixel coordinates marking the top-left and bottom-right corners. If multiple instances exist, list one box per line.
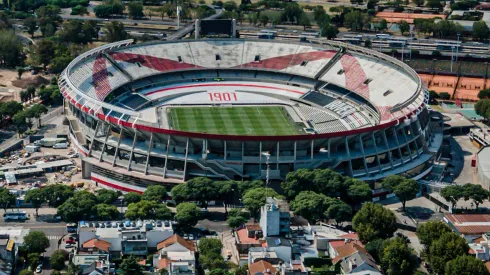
left=485, top=261, right=490, bottom=272
left=249, top=260, right=276, bottom=275
left=158, top=258, right=172, bottom=270
left=237, top=228, right=261, bottom=245
left=332, top=240, right=367, bottom=264
left=246, top=224, right=262, bottom=231
left=330, top=240, right=346, bottom=250
left=339, top=233, right=359, bottom=240
left=82, top=238, right=111, bottom=251
left=445, top=214, right=490, bottom=234
left=157, top=234, right=195, bottom=251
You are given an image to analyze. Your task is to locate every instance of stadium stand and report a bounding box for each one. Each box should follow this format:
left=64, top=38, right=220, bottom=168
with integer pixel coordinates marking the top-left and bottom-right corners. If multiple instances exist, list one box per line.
left=301, top=91, right=335, bottom=106
left=296, top=105, right=349, bottom=133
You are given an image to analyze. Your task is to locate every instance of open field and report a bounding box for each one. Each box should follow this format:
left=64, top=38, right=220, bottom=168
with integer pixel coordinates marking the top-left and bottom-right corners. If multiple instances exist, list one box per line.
left=168, top=106, right=301, bottom=135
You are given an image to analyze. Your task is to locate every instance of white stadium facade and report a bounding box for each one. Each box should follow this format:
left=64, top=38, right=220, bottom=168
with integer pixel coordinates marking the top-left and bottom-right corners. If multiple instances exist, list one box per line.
left=60, top=39, right=442, bottom=193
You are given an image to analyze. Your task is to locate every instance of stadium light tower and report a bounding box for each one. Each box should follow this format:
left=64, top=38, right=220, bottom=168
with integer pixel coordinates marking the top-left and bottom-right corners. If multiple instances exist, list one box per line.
left=450, top=46, right=455, bottom=72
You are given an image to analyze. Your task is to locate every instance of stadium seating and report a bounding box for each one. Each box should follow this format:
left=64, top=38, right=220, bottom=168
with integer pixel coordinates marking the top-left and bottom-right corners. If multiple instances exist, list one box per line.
left=296, top=105, right=349, bottom=133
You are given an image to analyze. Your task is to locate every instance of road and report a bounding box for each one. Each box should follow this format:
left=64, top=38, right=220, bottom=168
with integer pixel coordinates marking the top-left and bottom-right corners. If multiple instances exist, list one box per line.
left=0, top=106, right=63, bottom=152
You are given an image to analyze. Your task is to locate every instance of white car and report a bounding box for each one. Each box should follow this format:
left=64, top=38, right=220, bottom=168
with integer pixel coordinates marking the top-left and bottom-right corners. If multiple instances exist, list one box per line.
left=189, top=234, right=195, bottom=240
left=35, top=263, right=43, bottom=273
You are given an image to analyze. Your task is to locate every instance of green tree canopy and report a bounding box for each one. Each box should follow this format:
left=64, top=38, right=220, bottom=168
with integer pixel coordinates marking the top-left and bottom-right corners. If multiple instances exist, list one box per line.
left=428, top=232, right=470, bottom=274
left=125, top=200, right=172, bottom=220
left=479, top=89, right=490, bottom=100
left=226, top=208, right=248, bottom=228
left=291, top=191, right=330, bottom=223
left=243, top=187, right=281, bottom=219
left=398, top=20, right=410, bottom=35
left=382, top=175, right=419, bottom=211
left=344, top=10, right=371, bottom=31
left=416, top=221, right=452, bottom=251
left=24, top=231, right=50, bottom=253
left=352, top=202, right=397, bottom=242
left=0, top=188, right=15, bottom=211
left=473, top=21, right=490, bottom=42
left=445, top=255, right=490, bottom=275
left=475, top=99, right=490, bottom=119
left=325, top=201, right=352, bottom=226
left=103, top=21, right=128, bottom=42
left=380, top=237, right=417, bottom=275
left=198, top=237, right=223, bottom=255
left=25, top=188, right=44, bottom=216
left=142, top=185, right=167, bottom=202
left=462, top=183, right=490, bottom=210
left=50, top=250, right=65, bottom=270
left=128, top=1, right=144, bottom=19
left=120, top=255, right=143, bottom=275
left=57, top=190, right=97, bottom=222
left=123, top=192, right=142, bottom=204
left=440, top=185, right=464, bottom=209
left=175, top=202, right=201, bottom=232
left=94, top=204, right=120, bottom=220
left=96, top=189, right=121, bottom=204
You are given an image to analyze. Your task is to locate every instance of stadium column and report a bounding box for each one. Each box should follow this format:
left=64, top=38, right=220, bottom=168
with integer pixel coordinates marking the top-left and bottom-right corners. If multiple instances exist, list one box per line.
left=183, top=138, right=189, bottom=180
left=358, top=135, right=369, bottom=175
left=293, top=141, right=297, bottom=170
left=310, top=140, right=314, bottom=160
left=327, top=139, right=331, bottom=159
left=371, top=132, right=382, bottom=172
left=88, top=121, right=100, bottom=156
left=144, top=133, right=154, bottom=175
left=382, top=129, right=394, bottom=169
left=241, top=142, right=245, bottom=175
left=127, top=132, right=138, bottom=171
left=409, top=119, right=420, bottom=154
left=344, top=136, right=353, bottom=176
left=224, top=141, right=227, bottom=161
left=163, top=138, right=171, bottom=179
left=392, top=127, right=404, bottom=165
left=276, top=143, right=279, bottom=170
left=401, top=125, right=414, bottom=161
left=259, top=142, right=262, bottom=174
left=99, top=123, right=112, bottom=162
left=112, top=128, right=124, bottom=166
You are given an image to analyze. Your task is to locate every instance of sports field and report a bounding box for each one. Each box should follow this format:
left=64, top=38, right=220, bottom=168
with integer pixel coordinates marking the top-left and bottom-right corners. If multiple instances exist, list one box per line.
left=168, top=106, right=301, bottom=135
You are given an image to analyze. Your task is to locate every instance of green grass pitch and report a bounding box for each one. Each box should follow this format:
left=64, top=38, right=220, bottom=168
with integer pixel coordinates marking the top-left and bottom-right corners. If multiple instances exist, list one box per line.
left=168, top=106, right=301, bottom=136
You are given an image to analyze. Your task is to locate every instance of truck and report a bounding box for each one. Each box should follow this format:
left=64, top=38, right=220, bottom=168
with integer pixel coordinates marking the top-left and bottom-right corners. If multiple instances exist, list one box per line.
left=34, top=138, right=67, bottom=147
left=25, top=145, right=40, bottom=153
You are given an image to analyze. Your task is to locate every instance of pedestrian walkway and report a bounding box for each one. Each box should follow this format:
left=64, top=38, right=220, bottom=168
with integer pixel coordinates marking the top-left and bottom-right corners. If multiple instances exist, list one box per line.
left=46, top=235, right=61, bottom=240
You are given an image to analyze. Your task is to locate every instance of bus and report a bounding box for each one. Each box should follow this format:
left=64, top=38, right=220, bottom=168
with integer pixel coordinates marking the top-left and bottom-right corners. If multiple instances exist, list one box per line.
left=258, top=32, right=275, bottom=39
left=302, top=32, right=320, bottom=38
left=260, top=29, right=277, bottom=37
left=4, top=211, right=27, bottom=221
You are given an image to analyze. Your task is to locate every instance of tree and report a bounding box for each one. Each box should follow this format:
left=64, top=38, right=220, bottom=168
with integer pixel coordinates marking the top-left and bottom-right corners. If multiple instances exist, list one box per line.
left=299, top=13, right=311, bottom=30
left=223, top=1, right=237, bottom=11
left=352, top=202, right=397, bottom=243
left=226, top=209, right=248, bottom=228
left=57, top=191, right=97, bottom=222
left=416, top=221, right=451, bottom=252
left=428, top=232, right=469, bottom=274
left=479, top=89, right=490, bottom=100
left=184, top=177, right=218, bottom=209
left=50, top=250, right=65, bottom=270
left=120, top=255, right=143, bottom=275
left=26, top=104, right=48, bottom=127
left=142, top=185, right=167, bottom=202
left=41, top=184, right=74, bottom=207
left=0, top=30, right=25, bottom=67
left=321, top=23, right=339, bottom=39
left=128, top=2, right=144, bottom=19
left=259, top=14, right=269, bottom=27
left=382, top=175, right=419, bottom=211
left=25, top=188, right=44, bottom=216
left=0, top=188, right=15, bottom=211
left=365, top=239, right=384, bottom=262
left=208, top=269, right=233, bottom=275
left=20, top=270, right=34, bottom=275
left=326, top=202, right=352, bottom=226
left=282, top=168, right=315, bottom=200
left=398, top=20, right=410, bottom=35
left=216, top=180, right=237, bottom=214
left=12, top=111, right=28, bottom=136
left=16, top=67, right=25, bottom=80
left=243, top=187, right=281, bottom=219
left=439, top=92, right=451, bottom=100
left=24, top=17, right=38, bottom=38
left=27, top=253, right=41, bottom=270
left=346, top=179, right=372, bottom=203
left=462, top=183, right=490, bottom=210
left=472, top=21, right=489, bottom=42
left=124, top=192, right=142, bottom=204
left=0, top=101, right=23, bottom=119
left=96, top=189, right=120, bottom=204
left=57, top=21, right=98, bottom=44
left=93, top=204, right=120, bottom=220
left=125, top=200, right=172, bottom=220
left=426, top=0, right=442, bottom=9
left=412, top=0, right=424, bottom=6
left=445, top=255, right=490, bottom=275
left=282, top=3, right=304, bottom=24
left=440, top=185, right=464, bottom=209
left=344, top=10, right=370, bottom=31
left=380, top=237, right=417, bottom=275
left=24, top=231, right=50, bottom=253
left=475, top=99, right=490, bottom=119
left=175, top=202, right=201, bottom=232
left=290, top=191, right=330, bottom=223
left=33, top=40, right=55, bottom=71
left=27, top=85, right=36, bottom=101
left=103, top=22, right=128, bottom=42
left=198, top=238, right=223, bottom=255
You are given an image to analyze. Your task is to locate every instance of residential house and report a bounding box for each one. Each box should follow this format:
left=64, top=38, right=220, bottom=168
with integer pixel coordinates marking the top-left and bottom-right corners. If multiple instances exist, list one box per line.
left=73, top=238, right=111, bottom=269
left=249, top=260, right=276, bottom=275
left=155, top=234, right=196, bottom=275
left=331, top=240, right=380, bottom=274
left=235, top=226, right=264, bottom=254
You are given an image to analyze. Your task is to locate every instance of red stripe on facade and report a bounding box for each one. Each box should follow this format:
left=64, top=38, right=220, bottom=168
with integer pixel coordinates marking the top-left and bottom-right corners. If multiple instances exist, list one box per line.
left=91, top=176, right=143, bottom=194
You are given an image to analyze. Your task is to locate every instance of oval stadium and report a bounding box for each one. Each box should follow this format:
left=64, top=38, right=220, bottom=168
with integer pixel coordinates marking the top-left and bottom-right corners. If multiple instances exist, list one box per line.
left=59, top=39, right=442, bottom=193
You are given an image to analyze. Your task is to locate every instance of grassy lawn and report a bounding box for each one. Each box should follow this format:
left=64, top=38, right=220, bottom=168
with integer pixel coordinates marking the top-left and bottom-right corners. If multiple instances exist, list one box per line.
left=169, top=106, right=301, bottom=135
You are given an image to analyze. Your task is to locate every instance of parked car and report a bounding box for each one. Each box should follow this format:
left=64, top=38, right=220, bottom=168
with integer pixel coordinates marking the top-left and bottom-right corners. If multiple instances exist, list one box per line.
left=66, top=238, right=76, bottom=244
left=35, top=263, right=43, bottom=273
left=189, top=234, right=195, bottom=240
left=156, top=221, right=162, bottom=227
